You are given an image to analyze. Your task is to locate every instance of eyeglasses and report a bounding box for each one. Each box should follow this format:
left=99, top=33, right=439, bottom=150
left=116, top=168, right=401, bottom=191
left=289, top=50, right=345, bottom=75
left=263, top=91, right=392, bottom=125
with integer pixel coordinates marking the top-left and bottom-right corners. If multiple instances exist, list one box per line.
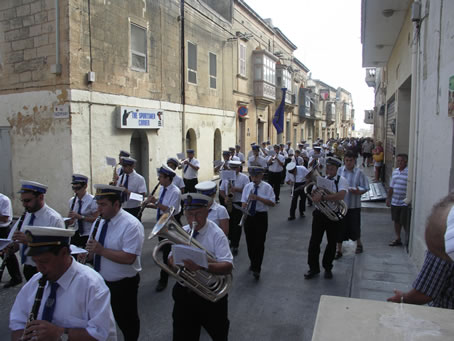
left=20, top=198, right=33, bottom=203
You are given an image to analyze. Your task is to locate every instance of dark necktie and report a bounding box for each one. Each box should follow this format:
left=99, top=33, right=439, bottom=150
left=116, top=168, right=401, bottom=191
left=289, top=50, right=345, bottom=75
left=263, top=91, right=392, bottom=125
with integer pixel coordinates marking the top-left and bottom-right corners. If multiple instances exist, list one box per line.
left=42, top=282, right=59, bottom=322
left=94, top=219, right=110, bottom=272
left=21, top=213, right=35, bottom=264
left=77, top=199, right=83, bottom=233
left=121, top=174, right=129, bottom=202
left=193, top=230, right=199, bottom=239
left=248, top=185, right=259, bottom=216
left=184, top=160, right=190, bottom=173
left=156, top=187, right=167, bottom=220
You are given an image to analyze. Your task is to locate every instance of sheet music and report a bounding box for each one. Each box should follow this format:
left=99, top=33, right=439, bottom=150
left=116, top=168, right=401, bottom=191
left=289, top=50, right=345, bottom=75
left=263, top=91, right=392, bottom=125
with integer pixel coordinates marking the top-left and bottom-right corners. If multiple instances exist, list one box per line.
left=70, top=244, right=88, bottom=255
left=177, top=153, right=185, bottom=160
left=106, top=156, right=117, bottom=167
left=221, top=170, right=236, bottom=181
left=129, top=192, right=144, bottom=202
left=316, top=176, right=334, bottom=192
left=172, top=244, right=208, bottom=268
left=0, top=239, right=11, bottom=251
left=267, top=150, right=276, bottom=157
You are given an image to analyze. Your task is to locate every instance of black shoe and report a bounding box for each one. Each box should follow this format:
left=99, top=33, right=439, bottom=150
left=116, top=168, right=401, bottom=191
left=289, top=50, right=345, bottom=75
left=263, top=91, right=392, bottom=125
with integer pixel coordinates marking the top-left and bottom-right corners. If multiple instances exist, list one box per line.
left=3, top=279, right=22, bottom=288
left=288, top=216, right=295, bottom=221
left=155, top=280, right=167, bottom=292
left=231, top=247, right=238, bottom=256
left=307, top=202, right=313, bottom=207
left=276, top=199, right=280, bottom=204
left=334, top=251, right=343, bottom=260
left=324, top=270, right=333, bottom=279
left=253, top=271, right=260, bottom=280
left=304, top=270, right=320, bottom=279
left=300, top=212, right=305, bottom=218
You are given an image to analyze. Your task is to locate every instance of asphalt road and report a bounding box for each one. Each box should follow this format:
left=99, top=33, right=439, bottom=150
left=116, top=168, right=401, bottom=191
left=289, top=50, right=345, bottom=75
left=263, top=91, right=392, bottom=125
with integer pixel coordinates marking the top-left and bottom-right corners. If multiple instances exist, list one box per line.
left=0, top=184, right=355, bottom=341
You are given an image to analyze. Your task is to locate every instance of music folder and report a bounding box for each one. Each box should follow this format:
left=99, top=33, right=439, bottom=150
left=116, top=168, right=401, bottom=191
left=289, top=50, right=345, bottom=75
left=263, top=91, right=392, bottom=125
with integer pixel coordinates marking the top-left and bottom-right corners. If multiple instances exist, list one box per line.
left=172, top=244, right=208, bottom=269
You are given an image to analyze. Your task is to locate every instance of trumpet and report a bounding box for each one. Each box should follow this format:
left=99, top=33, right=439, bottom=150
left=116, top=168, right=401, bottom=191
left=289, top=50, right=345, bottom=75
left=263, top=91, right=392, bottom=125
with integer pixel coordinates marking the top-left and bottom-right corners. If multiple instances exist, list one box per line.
left=22, top=275, right=47, bottom=340
left=110, top=162, right=121, bottom=185
left=236, top=197, right=253, bottom=228
left=178, top=158, right=189, bottom=170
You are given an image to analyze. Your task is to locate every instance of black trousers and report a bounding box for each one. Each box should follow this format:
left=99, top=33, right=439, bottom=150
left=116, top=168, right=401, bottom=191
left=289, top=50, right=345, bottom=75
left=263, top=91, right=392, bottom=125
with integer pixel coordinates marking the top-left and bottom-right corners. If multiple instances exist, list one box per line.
left=23, top=264, right=38, bottom=282
left=106, top=273, right=140, bottom=341
left=159, top=237, right=171, bottom=283
left=244, top=212, right=268, bottom=273
left=307, top=210, right=342, bottom=272
left=0, top=227, right=21, bottom=283
left=124, top=207, right=142, bottom=221
left=268, top=171, right=282, bottom=201
left=289, top=182, right=306, bottom=218
left=184, top=178, right=198, bottom=193
left=172, top=283, right=229, bottom=341
left=228, top=203, right=243, bottom=248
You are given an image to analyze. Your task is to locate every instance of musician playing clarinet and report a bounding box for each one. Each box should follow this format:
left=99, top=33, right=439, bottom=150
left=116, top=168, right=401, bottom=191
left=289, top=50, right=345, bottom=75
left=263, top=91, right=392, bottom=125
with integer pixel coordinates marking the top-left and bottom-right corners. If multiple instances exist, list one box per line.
left=285, top=162, right=310, bottom=220
left=304, top=157, right=348, bottom=280
left=143, top=165, right=181, bottom=292
left=10, top=226, right=116, bottom=341
left=86, top=184, right=144, bottom=341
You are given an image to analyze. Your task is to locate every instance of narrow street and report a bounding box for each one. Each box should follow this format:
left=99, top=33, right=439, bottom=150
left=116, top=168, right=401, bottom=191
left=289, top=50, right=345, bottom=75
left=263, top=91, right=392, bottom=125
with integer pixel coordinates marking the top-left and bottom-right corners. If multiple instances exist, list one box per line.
left=0, top=173, right=417, bottom=341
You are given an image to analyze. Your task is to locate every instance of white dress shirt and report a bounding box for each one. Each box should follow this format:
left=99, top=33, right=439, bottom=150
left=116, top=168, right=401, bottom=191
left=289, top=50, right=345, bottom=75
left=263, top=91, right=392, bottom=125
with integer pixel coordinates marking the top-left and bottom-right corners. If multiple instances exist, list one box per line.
left=182, top=220, right=233, bottom=264
left=116, top=170, right=147, bottom=209
left=183, top=158, right=200, bottom=179
left=90, top=209, right=144, bottom=282
left=68, top=193, right=98, bottom=236
left=267, top=154, right=286, bottom=172
left=208, top=201, right=229, bottom=226
left=0, top=193, right=12, bottom=227
left=22, top=204, right=65, bottom=266
left=10, top=260, right=117, bottom=340
left=158, top=183, right=181, bottom=215
left=285, top=166, right=310, bottom=184
left=220, top=172, right=250, bottom=203
left=172, top=174, right=185, bottom=190
left=241, top=181, right=275, bottom=212
left=235, top=152, right=245, bottom=163
left=247, top=155, right=268, bottom=168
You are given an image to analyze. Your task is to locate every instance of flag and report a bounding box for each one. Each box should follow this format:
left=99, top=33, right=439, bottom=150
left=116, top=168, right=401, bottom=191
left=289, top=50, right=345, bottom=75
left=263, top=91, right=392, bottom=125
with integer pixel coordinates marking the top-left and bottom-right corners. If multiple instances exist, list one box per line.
left=272, top=88, right=287, bottom=134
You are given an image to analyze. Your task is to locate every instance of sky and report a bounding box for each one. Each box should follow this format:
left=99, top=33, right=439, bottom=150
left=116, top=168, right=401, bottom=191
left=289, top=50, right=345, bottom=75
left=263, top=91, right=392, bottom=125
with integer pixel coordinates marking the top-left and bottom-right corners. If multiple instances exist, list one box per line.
left=244, top=0, right=374, bottom=133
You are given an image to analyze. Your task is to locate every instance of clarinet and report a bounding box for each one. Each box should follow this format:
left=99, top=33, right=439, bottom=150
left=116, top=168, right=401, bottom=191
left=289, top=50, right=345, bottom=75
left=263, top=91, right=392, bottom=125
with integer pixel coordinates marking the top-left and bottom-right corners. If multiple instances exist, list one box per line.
left=0, top=212, right=26, bottom=281
left=79, top=216, right=102, bottom=264
left=22, top=275, right=47, bottom=339
left=138, top=182, right=160, bottom=217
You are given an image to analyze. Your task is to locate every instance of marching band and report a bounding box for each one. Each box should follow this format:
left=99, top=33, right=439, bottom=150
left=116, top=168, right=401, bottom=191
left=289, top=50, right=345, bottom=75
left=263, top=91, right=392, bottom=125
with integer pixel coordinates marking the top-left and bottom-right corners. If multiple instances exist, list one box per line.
left=2, top=138, right=375, bottom=340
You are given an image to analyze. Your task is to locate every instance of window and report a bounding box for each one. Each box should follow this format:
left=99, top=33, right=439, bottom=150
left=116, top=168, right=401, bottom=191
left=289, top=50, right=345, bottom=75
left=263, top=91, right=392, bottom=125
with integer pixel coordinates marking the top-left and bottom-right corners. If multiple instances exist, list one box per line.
left=239, top=43, right=246, bottom=77
left=254, top=54, right=275, bottom=85
left=282, top=69, right=292, bottom=92
left=130, top=23, right=147, bottom=72
left=209, top=52, right=217, bottom=89
left=188, top=42, right=197, bottom=84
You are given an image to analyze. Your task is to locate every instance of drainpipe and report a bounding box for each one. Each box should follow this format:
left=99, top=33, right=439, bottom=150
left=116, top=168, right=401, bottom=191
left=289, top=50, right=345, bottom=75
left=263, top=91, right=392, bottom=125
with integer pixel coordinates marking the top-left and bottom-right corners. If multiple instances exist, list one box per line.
left=180, top=0, right=186, bottom=152
left=50, top=0, right=61, bottom=74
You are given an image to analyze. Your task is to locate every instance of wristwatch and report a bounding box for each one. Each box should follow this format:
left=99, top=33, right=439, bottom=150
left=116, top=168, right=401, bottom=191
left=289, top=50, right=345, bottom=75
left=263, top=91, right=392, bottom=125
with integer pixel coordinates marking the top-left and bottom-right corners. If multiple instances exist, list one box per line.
left=81, top=215, right=86, bottom=221
left=60, top=328, right=69, bottom=341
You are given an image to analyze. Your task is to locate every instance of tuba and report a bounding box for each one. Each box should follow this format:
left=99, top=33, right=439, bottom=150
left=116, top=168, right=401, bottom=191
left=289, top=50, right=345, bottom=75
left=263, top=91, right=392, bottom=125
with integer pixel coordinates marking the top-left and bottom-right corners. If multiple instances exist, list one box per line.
left=148, top=207, right=232, bottom=302
left=304, top=160, right=348, bottom=222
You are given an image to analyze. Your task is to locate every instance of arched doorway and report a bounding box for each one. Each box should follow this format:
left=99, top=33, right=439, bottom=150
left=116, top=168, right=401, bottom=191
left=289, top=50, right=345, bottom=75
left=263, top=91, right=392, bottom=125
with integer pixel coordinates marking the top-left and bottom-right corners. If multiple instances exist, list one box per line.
left=185, top=128, right=197, bottom=156
left=213, top=129, right=222, bottom=162
left=130, top=130, right=150, bottom=189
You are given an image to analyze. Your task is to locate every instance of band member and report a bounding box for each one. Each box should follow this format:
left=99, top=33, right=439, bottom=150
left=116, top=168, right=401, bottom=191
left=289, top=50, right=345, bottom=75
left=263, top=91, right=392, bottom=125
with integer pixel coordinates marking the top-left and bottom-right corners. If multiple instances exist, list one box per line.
left=260, top=142, right=269, bottom=157
left=220, top=161, right=250, bottom=256
left=112, top=150, right=131, bottom=184
left=10, top=226, right=117, bottom=341
left=305, top=157, right=348, bottom=280
left=293, top=149, right=304, bottom=166
left=67, top=174, right=98, bottom=247
left=144, top=165, right=181, bottom=292
left=0, top=192, right=22, bottom=288
left=13, top=180, right=64, bottom=282
left=86, top=184, right=144, bottom=341
left=266, top=144, right=285, bottom=204
left=183, top=149, right=200, bottom=193
left=285, top=162, right=310, bottom=220
left=167, top=157, right=185, bottom=224
left=247, top=145, right=267, bottom=168
left=196, top=181, right=229, bottom=235
left=241, top=167, right=275, bottom=279
left=229, top=147, right=239, bottom=161
left=214, top=151, right=231, bottom=207
left=170, top=193, right=233, bottom=341
left=335, top=151, right=370, bottom=258
left=116, top=157, right=147, bottom=220
left=279, top=144, right=289, bottom=184
left=234, top=144, right=245, bottom=165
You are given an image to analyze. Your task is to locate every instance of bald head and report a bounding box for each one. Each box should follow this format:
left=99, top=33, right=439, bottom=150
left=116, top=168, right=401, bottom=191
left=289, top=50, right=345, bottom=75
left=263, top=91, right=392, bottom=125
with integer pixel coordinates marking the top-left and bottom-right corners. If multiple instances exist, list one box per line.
left=425, top=193, right=454, bottom=262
